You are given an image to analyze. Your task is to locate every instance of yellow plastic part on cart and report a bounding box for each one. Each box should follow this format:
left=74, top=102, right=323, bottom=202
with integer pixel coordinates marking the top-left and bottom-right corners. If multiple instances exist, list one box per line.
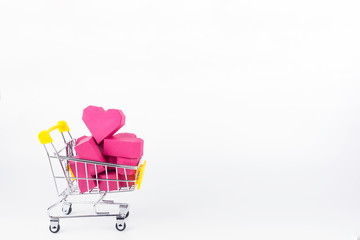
left=136, top=160, right=147, bottom=190
left=68, top=165, right=76, bottom=182
left=38, top=120, right=70, bottom=144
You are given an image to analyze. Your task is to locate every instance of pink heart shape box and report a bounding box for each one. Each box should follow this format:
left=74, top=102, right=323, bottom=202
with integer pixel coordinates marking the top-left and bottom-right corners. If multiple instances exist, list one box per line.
left=69, top=157, right=98, bottom=193
left=74, top=136, right=106, bottom=176
left=98, top=170, right=136, bottom=191
left=105, top=156, right=139, bottom=175
left=82, top=106, right=126, bottom=144
left=103, top=133, right=144, bottom=159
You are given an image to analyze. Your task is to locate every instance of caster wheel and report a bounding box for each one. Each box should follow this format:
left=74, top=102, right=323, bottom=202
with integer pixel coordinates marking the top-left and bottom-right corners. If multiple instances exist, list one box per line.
left=49, top=223, right=60, bottom=233
left=62, top=203, right=72, bottom=215
left=115, top=222, right=126, bottom=231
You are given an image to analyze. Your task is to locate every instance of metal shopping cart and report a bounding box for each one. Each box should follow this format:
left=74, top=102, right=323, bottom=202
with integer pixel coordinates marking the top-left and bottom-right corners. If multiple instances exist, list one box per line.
left=38, top=121, right=146, bottom=233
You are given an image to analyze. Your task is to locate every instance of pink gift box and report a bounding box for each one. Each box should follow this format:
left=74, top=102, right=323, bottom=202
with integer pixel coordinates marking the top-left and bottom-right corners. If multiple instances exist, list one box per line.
left=69, top=160, right=97, bottom=193
left=103, top=133, right=144, bottom=159
left=98, top=171, right=121, bottom=192
left=118, top=171, right=136, bottom=188
left=74, top=136, right=106, bottom=176
left=112, top=157, right=139, bottom=188
left=104, top=156, right=139, bottom=176
left=105, top=155, right=117, bottom=164
left=97, top=168, right=137, bottom=191
left=116, top=157, right=139, bottom=175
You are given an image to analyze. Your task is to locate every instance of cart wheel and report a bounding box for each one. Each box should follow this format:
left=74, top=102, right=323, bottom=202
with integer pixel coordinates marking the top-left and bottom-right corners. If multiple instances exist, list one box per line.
left=115, top=222, right=126, bottom=231
left=62, top=202, right=72, bottom=215
left=49, top=223, right=60, bottom=233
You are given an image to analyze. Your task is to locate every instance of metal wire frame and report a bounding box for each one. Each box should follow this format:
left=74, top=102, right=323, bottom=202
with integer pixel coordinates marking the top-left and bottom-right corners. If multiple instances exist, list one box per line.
left=42, top=130, right=141, bottom=229
left=43, top=133, right=142, bottom=196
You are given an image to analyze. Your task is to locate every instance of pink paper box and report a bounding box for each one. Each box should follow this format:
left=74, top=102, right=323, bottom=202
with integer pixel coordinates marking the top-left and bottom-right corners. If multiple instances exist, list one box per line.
left=103, top=133, right=144, bottom=159
left=74, top=136, right=106, bottom=176
left=111, top=156, right=139, bottom=188
left=116, top=157, right=140, bottom=175
left=98, top=171, right=121, bottom=192
left=76, top=135, right=88, bottom=145
left=116, top=157, right=140, bottom=166
left=69, top=160, right=97, bottom=193
left=105, top=155, right=117, bottom=164
left=118, top=170, right=136, bottom=188
left=104, top=156, right=120, bottom=172
left=104, top=156, right=138, bottom=176
left=82, top=105, right=126, bottom=144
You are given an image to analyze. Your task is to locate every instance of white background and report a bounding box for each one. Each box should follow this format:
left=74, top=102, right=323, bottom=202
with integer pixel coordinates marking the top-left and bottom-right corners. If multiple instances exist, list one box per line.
left=0, top=0, right=360, bottom=239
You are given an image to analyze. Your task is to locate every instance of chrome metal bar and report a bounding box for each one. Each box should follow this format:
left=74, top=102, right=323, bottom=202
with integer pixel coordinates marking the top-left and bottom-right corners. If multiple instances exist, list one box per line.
left=93, top=192, right=109, bottom=214
left=95, top=163, right=99, bottom=192
left=116, top=167, right=119, bottom=190
left=67, top=188, right=135, bottom=195
left=53, top=156, right=138, bottom=170
left=61, top=132, right=66, bottom=144
left=48, top=213, right=125, bottom=219
left=85, top=162, right=90, bottom=192
left=124, top=168, right=129, bottom=188
left=52, top=143, right=72, bottom=193
left=57, top=139, right=76, bottom=155
left=48, top=195, right=68, bottom=218
left=53, top=176, right=135, bottom=182
left=106, top=166, right=109, bottom=192
left=45, top=145, right=59, bottom=195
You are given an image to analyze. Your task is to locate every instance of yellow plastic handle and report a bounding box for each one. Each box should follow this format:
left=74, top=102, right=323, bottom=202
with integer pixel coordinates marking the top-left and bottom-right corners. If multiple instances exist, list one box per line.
left=136, top=160, right=147, bottom=190
left=38, top=120, right=70, bottom=144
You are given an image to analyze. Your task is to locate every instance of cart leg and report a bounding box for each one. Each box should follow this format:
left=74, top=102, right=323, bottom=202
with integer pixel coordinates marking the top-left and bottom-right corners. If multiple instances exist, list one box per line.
left=93, top=192, right=109, bottom=214
left=48, top=195, right=68, bottom=217
left=62, top=201, right=72, bottom=215
left=119, top=203, right=129, bottom=218
left=49, top=219, right=60, bottom=233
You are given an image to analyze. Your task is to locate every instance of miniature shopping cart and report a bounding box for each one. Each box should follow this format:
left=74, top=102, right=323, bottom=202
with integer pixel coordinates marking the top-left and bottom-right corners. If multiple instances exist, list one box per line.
left=38, top=121, right=146, bottom=233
